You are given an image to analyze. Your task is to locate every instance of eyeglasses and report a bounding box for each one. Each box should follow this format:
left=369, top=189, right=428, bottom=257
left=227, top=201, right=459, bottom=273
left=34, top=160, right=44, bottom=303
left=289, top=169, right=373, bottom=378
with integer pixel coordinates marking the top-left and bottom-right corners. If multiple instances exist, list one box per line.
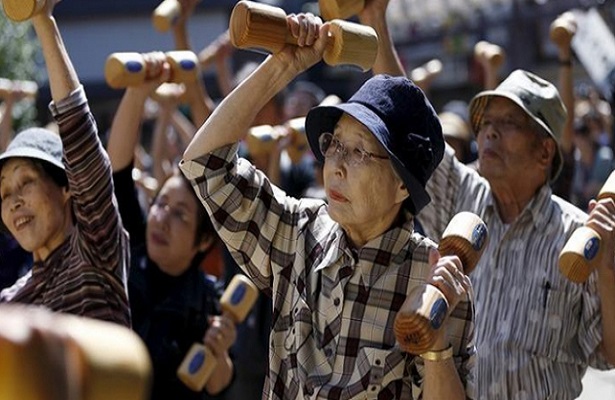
left=318, top=132, right=388, bottom=167
left=151, top=198, right=191, bottom=224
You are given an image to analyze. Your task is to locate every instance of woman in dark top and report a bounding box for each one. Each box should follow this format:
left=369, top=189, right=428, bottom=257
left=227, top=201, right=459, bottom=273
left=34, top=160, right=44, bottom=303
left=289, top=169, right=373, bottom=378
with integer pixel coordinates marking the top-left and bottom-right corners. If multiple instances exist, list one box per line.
left=107, top=54, right=235, bottom=399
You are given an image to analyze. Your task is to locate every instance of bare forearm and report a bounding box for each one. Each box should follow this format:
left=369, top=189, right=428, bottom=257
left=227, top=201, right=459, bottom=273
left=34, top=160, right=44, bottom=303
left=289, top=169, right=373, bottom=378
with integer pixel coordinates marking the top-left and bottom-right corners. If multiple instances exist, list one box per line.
left=205, top=352, right=233, bottom=395
left=423, top=359, right=466, bottom=400
left=32, top=16, right=79, bottom=102
left=359, top=12, right=405, bottom=77
left=0, top=101, right=13, bottom=151
left=598, top=267, right=615, bottom=364
left=107, top=90, right=148, bottom=171
left=183, top=56, right=296, bottom=160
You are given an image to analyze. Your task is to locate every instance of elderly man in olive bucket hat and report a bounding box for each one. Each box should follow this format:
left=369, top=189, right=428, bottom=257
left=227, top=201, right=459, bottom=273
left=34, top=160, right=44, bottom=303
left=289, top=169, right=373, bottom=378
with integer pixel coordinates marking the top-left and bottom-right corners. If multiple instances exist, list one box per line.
left=419, top=69, right=615, bottom=399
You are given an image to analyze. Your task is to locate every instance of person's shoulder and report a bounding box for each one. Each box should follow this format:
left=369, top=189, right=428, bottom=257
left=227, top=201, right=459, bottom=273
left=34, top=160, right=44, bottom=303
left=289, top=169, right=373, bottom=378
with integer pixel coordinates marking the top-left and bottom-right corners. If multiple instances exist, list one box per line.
left=551, top=194, right=588, bottom=224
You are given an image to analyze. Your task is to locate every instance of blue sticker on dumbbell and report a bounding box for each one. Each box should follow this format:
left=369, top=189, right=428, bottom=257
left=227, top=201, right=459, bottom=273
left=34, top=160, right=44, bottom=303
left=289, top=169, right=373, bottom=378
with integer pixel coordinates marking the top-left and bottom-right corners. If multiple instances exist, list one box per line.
left=188, top=349, right=205, bottom=374
left=180, top=59, right=196, bottom=71
left=430, top=298, right=447, bottom=329
left=584, top=237, right=600, bottom=261
left=231, top=283, right=246, bottom=305
left=471, top=223, right=487, bottom=251
left=126, top=61, right=143, bottom=73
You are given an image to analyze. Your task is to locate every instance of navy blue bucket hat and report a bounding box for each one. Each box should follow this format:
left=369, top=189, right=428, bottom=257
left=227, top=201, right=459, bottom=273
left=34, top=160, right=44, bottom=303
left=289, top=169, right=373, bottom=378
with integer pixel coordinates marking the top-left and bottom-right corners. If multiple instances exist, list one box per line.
left=305, top=74, right=444, bottom=214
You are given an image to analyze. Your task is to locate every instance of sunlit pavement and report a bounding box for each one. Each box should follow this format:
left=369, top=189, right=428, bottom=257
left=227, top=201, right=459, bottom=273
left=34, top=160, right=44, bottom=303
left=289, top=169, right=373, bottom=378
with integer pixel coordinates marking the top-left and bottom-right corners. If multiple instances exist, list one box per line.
left=576, top=368, right=615, bottom=399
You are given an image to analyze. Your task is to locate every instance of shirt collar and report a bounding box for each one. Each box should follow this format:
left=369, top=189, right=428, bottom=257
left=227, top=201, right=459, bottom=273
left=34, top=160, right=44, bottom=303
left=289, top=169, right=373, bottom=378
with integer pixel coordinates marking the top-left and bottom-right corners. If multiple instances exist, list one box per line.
left=485, top=183, right=553, bottom=230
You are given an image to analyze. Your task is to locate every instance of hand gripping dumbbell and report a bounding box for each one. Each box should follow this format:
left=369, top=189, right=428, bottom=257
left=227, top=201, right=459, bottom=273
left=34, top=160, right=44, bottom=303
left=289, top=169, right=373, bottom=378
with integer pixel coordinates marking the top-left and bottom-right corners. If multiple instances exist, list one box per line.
left=394, top=212, right=489, bottom=355
left=229, top=0, right=378, bottom=72
left=559, top=171, right=615, bottom=283
left=104, top=51, right=199, bottom=89
left=177, top=274, right=259, bottom=392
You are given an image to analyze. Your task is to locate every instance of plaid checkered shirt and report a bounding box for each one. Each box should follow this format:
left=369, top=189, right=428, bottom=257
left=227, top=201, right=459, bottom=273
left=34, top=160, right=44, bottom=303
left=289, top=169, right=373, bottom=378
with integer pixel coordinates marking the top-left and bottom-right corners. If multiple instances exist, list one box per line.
left=180, top=144, right=476, bottom=399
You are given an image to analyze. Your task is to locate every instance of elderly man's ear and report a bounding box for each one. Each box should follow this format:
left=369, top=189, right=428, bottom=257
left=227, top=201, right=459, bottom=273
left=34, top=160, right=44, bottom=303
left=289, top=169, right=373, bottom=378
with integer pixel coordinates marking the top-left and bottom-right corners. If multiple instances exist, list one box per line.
left=538, top=139, right=557, bottom=171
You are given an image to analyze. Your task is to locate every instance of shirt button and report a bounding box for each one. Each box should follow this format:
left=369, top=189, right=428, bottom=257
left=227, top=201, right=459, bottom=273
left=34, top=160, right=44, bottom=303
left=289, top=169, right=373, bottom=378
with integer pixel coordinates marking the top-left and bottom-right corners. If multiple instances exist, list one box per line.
left=375, top=359, right=381, bottom=366
left=334, top=298, right=340, bottom=306
left=304, top=386, right=314, bottom=395
left=370, top=385, right=378, bottom=392
left=325, top=348, right=333, bottom=357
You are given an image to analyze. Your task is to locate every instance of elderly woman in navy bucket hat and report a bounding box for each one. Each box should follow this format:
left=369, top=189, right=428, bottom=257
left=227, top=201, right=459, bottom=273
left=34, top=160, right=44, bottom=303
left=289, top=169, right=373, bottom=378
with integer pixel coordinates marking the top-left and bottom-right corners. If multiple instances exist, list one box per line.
left=181, top=8, right=475, bottom=400
left=0, top=0, right=130, bottom=327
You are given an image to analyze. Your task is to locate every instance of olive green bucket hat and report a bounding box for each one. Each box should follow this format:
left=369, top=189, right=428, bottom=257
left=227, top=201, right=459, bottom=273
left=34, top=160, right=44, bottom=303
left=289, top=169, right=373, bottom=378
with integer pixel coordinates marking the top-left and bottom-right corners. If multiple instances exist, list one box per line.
left=469, top=69, right=567, bottom=182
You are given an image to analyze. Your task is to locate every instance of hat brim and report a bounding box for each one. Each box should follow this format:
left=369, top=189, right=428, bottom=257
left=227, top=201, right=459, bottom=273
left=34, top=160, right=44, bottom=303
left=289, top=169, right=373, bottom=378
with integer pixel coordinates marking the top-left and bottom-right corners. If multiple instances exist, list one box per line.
left=0, top=146, right=65, bottom=171
left=305, top=104, right=431, bottom=214
left=469, top=92, right=563, bottom=182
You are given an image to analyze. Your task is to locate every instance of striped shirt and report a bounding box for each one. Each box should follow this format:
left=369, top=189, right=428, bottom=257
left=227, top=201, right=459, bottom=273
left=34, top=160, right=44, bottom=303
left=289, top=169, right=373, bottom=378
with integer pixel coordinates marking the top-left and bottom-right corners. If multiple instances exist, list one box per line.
left=180, top=144, right=476, bottom=400
left=0, top=87, right=131, bottom=327
left=418, top=145, right=612, bottom=399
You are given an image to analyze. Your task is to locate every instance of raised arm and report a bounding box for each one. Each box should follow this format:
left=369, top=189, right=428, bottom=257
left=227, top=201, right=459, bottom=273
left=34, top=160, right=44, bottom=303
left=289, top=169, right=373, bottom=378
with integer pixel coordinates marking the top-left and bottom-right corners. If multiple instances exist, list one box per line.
left=358, top=0, right=405, bottom=77
left=107, top=53, right=170, bottom=172
left=183, top=13, right=330, bottom=160
left=173, top=0, right=214, bottom=127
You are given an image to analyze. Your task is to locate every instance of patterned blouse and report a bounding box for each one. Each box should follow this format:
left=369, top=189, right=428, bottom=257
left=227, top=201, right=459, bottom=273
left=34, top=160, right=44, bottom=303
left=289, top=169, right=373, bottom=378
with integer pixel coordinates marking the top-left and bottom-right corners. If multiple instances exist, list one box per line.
left=180, top=144, right=476, bottom=399
left=0, top=87, right=130, bottom=327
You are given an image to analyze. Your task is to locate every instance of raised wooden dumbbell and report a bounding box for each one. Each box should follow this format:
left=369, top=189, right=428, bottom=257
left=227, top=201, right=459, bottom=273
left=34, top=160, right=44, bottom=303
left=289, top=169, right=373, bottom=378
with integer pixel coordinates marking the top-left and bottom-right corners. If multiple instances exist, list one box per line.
left=1, top=0, right=44, bottom=22
left=152, top=0, right=182, bottom=32
left=410, top=59, right=442, bottom=91
left=474, top=40, right=505, bottom=70
left=318, top=0, right=364, bottom=21
left=229, top=0, right=378, bottom=72
left=177, top=274, right=259, bottom=392
left=284, top=117, right=309, bottom=165
left=104, top=51, right=199, bottom=89
left=394, top=212, right=488, bottom=355
left=0, top=78, right=38, bottom=100
left=559, top=171, right=615, bottom=283
left=550, top=11, right=577, bottom=48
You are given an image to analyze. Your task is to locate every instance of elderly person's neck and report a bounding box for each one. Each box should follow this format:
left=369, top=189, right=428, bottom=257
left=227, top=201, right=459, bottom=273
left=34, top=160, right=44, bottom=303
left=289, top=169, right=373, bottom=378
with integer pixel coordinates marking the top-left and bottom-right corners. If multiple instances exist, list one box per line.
left=488, top=174, right=546, bottom=224
left=342, top=205, right=404, bottom=249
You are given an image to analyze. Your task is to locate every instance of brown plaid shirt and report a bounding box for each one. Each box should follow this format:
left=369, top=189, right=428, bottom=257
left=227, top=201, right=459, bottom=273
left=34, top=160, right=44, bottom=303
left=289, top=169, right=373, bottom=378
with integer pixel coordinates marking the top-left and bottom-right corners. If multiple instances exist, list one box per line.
left=181, top=144, right=475, bottom=399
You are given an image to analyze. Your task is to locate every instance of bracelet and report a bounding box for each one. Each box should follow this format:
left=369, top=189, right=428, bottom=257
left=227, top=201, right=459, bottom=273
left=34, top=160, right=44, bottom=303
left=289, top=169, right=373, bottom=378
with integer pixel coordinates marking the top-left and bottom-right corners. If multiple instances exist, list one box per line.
left=559, top=59, right=573, bottom=67
left=420, top=345, right=454, bottom=362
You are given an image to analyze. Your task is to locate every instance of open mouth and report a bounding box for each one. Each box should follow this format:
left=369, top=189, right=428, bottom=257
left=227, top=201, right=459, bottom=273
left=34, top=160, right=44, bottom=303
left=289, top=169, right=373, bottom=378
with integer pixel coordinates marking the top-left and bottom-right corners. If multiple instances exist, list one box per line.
left=14, top=216, right=33, bottom=231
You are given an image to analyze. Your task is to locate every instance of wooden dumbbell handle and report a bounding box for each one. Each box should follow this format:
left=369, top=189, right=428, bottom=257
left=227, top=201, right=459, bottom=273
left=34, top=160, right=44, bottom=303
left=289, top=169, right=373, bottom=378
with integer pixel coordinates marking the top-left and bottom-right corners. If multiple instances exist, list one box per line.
left=394, top=212, right=488, bottom=355
left=177, top=275, right=259, bottom=392
left=559, top=170, right=615, bottom=283
left=105, top=51, right=199, bottom=89
left=474, top=41, right=505, bottom=69
left=1, top=0, right=45, bottom=22
left=229, top=0, right=378, bottom=72
left=152, top=0, right=182, bottom=32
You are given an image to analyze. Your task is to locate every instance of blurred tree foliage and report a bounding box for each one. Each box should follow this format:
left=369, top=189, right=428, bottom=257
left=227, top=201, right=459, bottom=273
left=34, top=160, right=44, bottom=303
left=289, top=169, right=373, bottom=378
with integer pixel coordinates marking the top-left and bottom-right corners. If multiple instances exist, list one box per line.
left=0, top=12, right=42, bottom=132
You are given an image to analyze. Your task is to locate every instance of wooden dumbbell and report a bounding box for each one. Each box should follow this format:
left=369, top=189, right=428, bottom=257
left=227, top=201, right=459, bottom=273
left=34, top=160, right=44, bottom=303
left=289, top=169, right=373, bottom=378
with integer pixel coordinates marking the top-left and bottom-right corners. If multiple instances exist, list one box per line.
left=474, top=40, right=505, bottom=70
left=177, top=274, right=259, bottom=392
left=0, top=78, right=38, bottom=100
left=104, top=51, right=199, bottom=89
left=229, top=0, right=378, bottom=72
left=0, top=305, right=152, bottom=400
left=318, top=0, right=364, bottom=21
left=152, top=0, right=181, bottom=32
left=559, top=171, right=615, bottom=283
left=1, top=0, right=44, bottom=22
left=550, top=11, right=577, bottom=48
left=394, top=212, right=489, bottom=355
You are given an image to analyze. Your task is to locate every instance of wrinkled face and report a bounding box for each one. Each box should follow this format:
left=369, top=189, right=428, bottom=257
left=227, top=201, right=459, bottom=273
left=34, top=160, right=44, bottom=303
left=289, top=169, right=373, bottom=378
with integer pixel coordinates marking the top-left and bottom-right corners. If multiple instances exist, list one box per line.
left=322, top=114, right=408, bottom=240
left=476, top=97, right=550, bottom=183
left=146, top=176, right=206, bottom=276
left=0, top=158, right=71, bottom=260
